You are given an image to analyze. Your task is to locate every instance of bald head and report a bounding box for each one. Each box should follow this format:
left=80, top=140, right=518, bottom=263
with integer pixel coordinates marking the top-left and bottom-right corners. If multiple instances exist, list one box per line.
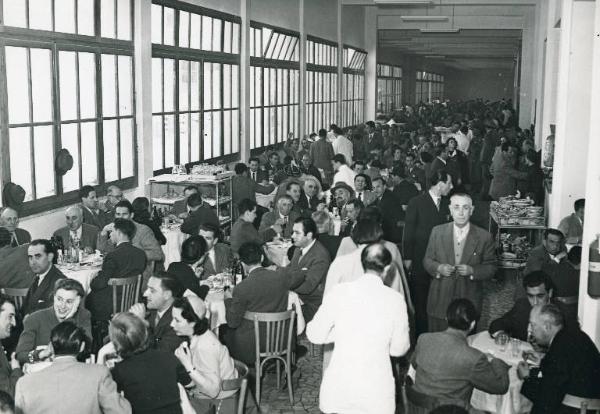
left=65, top=205, right=83, bottom=231
left=360, top=242, right=392, bottom=276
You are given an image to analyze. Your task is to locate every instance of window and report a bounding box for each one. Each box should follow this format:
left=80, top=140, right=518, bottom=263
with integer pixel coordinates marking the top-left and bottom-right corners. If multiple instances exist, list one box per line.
left=249, top=25, right=299, bottom=149
left=151, top=1, right=240, bottom=172
left=377, top=63, right=402, bottom=114
left=415, top=70, right=444, bottom=104
left=306, top=37, right=338, bottom=134
left=342, top=47, right=366, bottom=127
left=0, top=0, right=136, bottom=214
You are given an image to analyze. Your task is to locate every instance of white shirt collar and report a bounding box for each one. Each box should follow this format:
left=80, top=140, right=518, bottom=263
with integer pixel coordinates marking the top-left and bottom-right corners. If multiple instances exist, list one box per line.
left=37, top=265, right=53, bottom=281
left=70, top=226, right=83, bottom=239
left=301, top=239, right=316, bottom=257
left=428, top=190, right=440, bottom=203
left=453, top=223, right=470, bottom=242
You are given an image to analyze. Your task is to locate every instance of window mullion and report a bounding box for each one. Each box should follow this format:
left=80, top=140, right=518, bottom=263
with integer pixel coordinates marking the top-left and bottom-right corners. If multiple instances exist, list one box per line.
left=26, top=48, right=38, bottom=199
left=51, top=43, right=64, bottom=196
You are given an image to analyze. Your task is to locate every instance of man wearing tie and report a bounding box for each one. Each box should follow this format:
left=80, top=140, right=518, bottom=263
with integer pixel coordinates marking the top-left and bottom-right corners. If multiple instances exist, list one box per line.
left=0, top=207, right=31, bottom=248
left=353, top=174, right=376, bottom=207
left=52, top=206, right=99, bottom=251
left=79, top=185, right=108, bottom=229
left=248, top=157, right=269, bottom=184
left=403, top=170, right=453, bottom=336
left=198, top=223, right=233, bottom=277
left=259, top=196, right=299, bottom=241
left=22, top=240, right=66, bottom=316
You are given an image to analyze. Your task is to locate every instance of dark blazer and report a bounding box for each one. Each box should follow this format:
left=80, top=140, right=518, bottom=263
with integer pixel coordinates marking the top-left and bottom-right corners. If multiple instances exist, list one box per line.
left=0, top=342, right=21, bottom=397
left=230, top=219, right=267, bottom=254
left=406, top=166, right=427, bottom=191
left=361, top=131, right=383, bottom=155
left=147, top=305, right=184, bottom=353
left=403, top=192, right=450, bottom=276
left=10, top=228, right=31, bottom=247
left=231, top=175, right=274, bottom=214
left=81, top=206, right=108, bottom=229
left=22, top=266, right=66, bottom=316
left=180, top=204, right=220, bottom=236
left=317, top=234, right=342, bottom=261
left=52, top=224, right=99, bottom=251
left=374, top=190, right=404, bottom=243
left=412, top=329, right=510, bottom=407
left=524, top=244, right=567, bottom=276
left=392, top=180, right=420, bottom=215
left=309, top=138, right=335, bottom=171
left=259, top=210, right=300, bottom=240
left=86, top=242, right=147, bottom=321
left=171, top=198, right=189, bottom=216
left=297, top=194, right=322, bottom=213
left=203, top=243, right=234, bottom=277
left=521, top=328, right=600, bottom=414
left=248, top=169, right=269, bottom=184
left=299, top=164, right=323, bottom=184
left=167, top=262, right=202, bottom=297
left=282, top=240, right=331, bottom=322
left=224, top=267, right=290, bottom=365
left=0, top=245, right=34, bottom=289
left=427, top=157, right=449, bottom=188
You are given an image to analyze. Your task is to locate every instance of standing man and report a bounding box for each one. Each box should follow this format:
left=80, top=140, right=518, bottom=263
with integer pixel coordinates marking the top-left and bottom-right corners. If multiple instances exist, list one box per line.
left=79, top=185, right=108, bottom=229
left=52, top=206, right=99, bottom=251
left=247, top=157, right=269, bottom=184
left=0, top=208, right=30, bottom=248
left=307, top=243, right=409, bottom=414
left=389, top=167, right=420, bottom=217
left=198, top=223, right=233, bottom=277
left=331, top=154, right=356, bottom=190
left=424, top=192, right=497, bottom=332
left=371, top=177, right=403, bottom=244
left=331, top=126, right=353, bottom=167
left=180, top=193, right=220, bottom=236
left=558, top=198, right=584, bottom=244
left=309, top=129, right=335, bottom=186
left=405, top=153, right=426, bottom=192
left=524, top=229, right=568, bottom=276
left=171, top=185, right=198, bottom=218
left=363, top=121, right=383, bottom=155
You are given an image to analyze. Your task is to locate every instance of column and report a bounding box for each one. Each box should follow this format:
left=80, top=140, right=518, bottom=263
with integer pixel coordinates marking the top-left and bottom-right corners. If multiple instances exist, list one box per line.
left=299, top=0, right=306, bottom=137
left=337, top=0, right=343, bottom=125
left=363, top=6, right=377, bottom=121
left=239, top=0, right=251, bottom=162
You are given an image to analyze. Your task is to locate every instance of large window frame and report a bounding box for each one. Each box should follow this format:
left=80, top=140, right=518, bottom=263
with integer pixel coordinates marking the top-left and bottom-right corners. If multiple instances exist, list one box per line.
left=342, top=46, right=366, bottom=128
left=151, top=0, right=241, bottom=174
left=415, top=70, right=444, bottom=104
left=305, top=36, right=338, bottom=135
left=377, top=63, right=402, bottom=114
left=0, top=0, right=137, bottom=216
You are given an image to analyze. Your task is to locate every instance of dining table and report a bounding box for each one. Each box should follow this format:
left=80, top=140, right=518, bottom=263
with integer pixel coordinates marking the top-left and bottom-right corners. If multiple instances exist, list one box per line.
left=56, top=256, right=103, bottom=293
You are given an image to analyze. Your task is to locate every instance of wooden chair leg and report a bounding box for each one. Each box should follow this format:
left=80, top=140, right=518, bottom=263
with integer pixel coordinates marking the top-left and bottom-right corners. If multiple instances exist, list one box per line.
left=286, top=355, right=294, bottom=405
left=256, top=362, right=261, bottom=406
left=276, top=360, right=281, bottom=389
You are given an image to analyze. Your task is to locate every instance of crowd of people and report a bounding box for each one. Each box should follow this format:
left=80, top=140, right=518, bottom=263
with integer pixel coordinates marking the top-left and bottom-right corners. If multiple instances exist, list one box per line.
left=0, top=98, right=598, bottom=413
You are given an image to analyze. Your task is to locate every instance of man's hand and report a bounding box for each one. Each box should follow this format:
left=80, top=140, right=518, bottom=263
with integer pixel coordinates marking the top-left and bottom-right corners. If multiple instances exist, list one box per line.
left=10, top=353, right=20, bottom=370
left=455, top=264, right=474, bottom=276
left=403, top=260, right=412, bottom=270
left=129, top=303, right=146, bottom=320
left=517, top=361, right=530, bottom=380
left=178, top=212, right=189, bottom=219
left=271, top=224, right=283, bottom=234
left=437, top=264, right=455, bottom=277
left=274, top=218, right=285, bottom=226
left=555, top=251, right=567, bottom=261
left=101, top=223, right=115, bottom=237
left=38, top=344, right=53, bottom=361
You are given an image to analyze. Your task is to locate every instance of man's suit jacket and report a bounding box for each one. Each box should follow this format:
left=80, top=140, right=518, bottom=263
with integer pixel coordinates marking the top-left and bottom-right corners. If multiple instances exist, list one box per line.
left=354, top=190, right=377, bottom=207
left=22, top=266, right=66, bottom=316
left=147, top=305, right=184, bottom=353
left=231, top=175, right=274, bottom=215
left=248, top=169, right=269, bottom=184
left=180, top=204, right=220, bottom=236
left=374, top=190, right=404, bottom=243
left=171, top=198, right=189, bottom=216
left=81, top=206, right=108, bottom=229
left=423, top=223, right=497, bottom=319
left=521, top=328, right=600, bottom=414
left=317, top=234, right=342, bottom=261
left=309, top=138, right=335, bottom=171
left=0, top=245, right=34, bottom=289
left=299, top=164, right=323, bottom=184
left=524, top=244, right=566, bottom=276
left=297, top=194, right=322, bottom=213
left=167, top=262, right=203, bottom=297
left=230, top=219, right=266, bottom=254
left=283, top=240, right=331, bottom=322
left=259, top=210, right=300, bottom=240
left=10, top=228, right=31, bottom=247
left=14, top=356, right=131, bottom=414
left=203, top=243, right=234, bottom=277
left=427, top=157, right=448, bottom=188
left=87, top=242, right=147, bottom=321
left=52, top=224, right=99, bottom=251
left=558, top=213, right=583, bottom=243
left=0, top=342, right=21, bottom=397
left=97, top=221, right=164, bottom=263
left=406, top=166, right=426, bottom=192
left=224, top=267, right=290, bottom=365
left=361, top=132, right=383, bottom=155
left=412, top=329, right=509, bottom=407
left=403, top=193, right=450, bottom=276
left=392, top=180, right=420, bottom=216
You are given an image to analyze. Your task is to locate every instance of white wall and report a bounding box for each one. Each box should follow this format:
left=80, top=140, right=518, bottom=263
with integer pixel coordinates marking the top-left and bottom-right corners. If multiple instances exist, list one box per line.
left=444, top=69, right=515, bottom=102
left=342, top=6, right=365, bottom=49
left=305, top=0, right=338, bottom=42
left=251, top=0, right=299, bottom=31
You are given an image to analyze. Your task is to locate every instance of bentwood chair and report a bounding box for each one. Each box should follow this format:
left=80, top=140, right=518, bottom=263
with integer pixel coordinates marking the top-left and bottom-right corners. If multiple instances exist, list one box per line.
left=244, top=310, right=296, bottom=406
left=108, top=275, right=142, bottom=315
left=562, top=394, right=600, bottom=413
left=1, top=288, right=29, bottom=313
left=404, top=379, right=443, bottom=414
left=220, top=359, right=250, bottom=414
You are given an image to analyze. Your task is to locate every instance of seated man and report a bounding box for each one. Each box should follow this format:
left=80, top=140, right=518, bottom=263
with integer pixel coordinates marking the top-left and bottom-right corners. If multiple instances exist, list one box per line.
left=281, top=217, right=331, bottom=322
left=558, top=198, right=584, bottom=245
left=543, top=246, right=581, bottom=324
left=353, top=173, right=376, bottom=207
left=524, top=228, right=568, bottom=276
left=0, top=228, right=33, bottom=290
left=16, top=279, right=91, bottom=364
left=180, top=193, right=220, bottom=236
left=247, top=157, right=269, bottom=184
left=518, top=304, right=600, bottom=413
left=0, top=207, right=31, bottom=248
left=299, top=153, right=322, bottom=184
left=0, top=297, right=22, bottom=397
left=328, top=182, right=354, bottom=217
left=298, top=176, right=323, bottom=213
left=22, top=240, right=66, bottom=316
left=411, top=299, right=510, bottom=409
left=339, top=199, right=364, bottom=238
left=52, top=206, right=99, bottom=251
left=86, top=219, right=147, bottom=328
left=79, top=185, right=109, bottom=229
left=231, top=163, right=273, bottom=223
left=129, top=273, right=185, bottom=353
left=259, top=195, right=299, bottom=241
left=230, top=199, right=282, bottom=254
left=99, top=185, right=124, bottom=219
left=489, top=271, right=576, bottom=341
left=223, top=242, right=289, bottom=365
left=285, top=181, right=307, bottom=217
left=199, top=223, right=233, bottom=277
left=171, top=185, right=198, bottom=218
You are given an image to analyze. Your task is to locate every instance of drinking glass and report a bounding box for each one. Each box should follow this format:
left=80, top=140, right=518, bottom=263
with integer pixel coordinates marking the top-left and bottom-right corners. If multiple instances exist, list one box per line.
left=495, top=333, right=509, bottom=352
left=510, top=338, right=521, bottom=358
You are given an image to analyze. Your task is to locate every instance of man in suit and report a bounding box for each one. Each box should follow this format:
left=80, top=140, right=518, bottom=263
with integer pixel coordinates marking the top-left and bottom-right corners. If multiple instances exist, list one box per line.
left=223, top=242, right=289, bottom=365
left=372, top=176, right=403, bottom=243
left=231, top=163, right=274, bottom=209
left=0, top=229, right=33, bottom=289
left=298, top=176, right=323, bottom=213
left=248, top=157, right=269, bottom=184
left=180, top=192, right=220, bottom=236
left=558, top=198, right=584, bottom=244
left=524, top=228, right=568, bottom=276
left=199, top=223, right=233, bottom=277
left=518, top=304, right=600, bottom=413
left=99, top=185, right=124, bottom=220
left=389, top=167, right=420, bottom=219
left=15, top=321, right=131, bottom=414
left=489, top=271, right=576, bottom=342
left=281, top=217, right=331, bottom=322
left=353, top=174, right=376, bottom=207
left=130, top=273, right=185, bottom=353
left=309, top=129, right=335, bottom=186
left=171, top=185, right=198, bottom=218
left=0, top=208, right=31, bottom=248
left=0, top=297, right=21, bottom=397
left=362, top=121, right=383, bottom=156
left=405, top=153, right=426, bottom=192
left=426, top=143, right=451, bottom=189
left=230, top=199, right=282, bottom=254
left=339, top=199, right=363, bottom=239
left=299, top=153, right=323, bottom=185
left=79, top=185, right=108, bottom=229
left=424, top=192, right=497, bottom=332
left=86, top=218, right=146, bottom=346
left=52, top=206, right=99, bottom=251
left=16, top=279, right=91, bottom=364
left=259, top=195, right=299, bottom=241
left=22, top=240, right=66, bottom=316
left=411, top=299, right=509, bottom=409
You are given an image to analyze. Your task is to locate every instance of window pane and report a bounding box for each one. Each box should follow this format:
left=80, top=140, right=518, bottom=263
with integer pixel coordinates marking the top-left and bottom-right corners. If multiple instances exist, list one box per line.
left=223, top=21, right=232, bottom=54
left=80, top=122, right=98, bottom=184
left=151, top=4, right=162, bottom=44
left=164, top=115, right=175, bottom=168
left=163, top=59, right=175, bottom=112
left=152, top=58, right=163, bottom=113
left=152, top=116, right=163, bottom=170
left=120, top=118, right=134, bottom=177
left=79, top=52, right=97, bottom=119
left=232, top=109, right=239, bottom=152
left=190, top=61, right=200, bottom=111
left=101, top=55, right=116, bottom=117
left=223, top=64, right=231, bottom=109
left=212, top=111, right=221, bottom=157
left=30, top=49, right=53, bottom=122
left=179, top=60, right=190, bottom=111
left=190, top=14, right=201, bottom=49
left=179, top=113, right=190, bottom=164
left=61, top=123, right=80, bottom=192
left=3, top=0, right=27, bottom=27
left=29, top=0, right=52, bottom=31
left=212, top=63, right=221, bottom=109
left=33, top=125, right=55, bottom=198
left=201, top=16, right=212, bottom=50
left=118, top=55, right=133, bottom=115
left=212, top=18, right=222, bottom=52
left=223, top=110, right=231, bottom=155
left=179, top=11, right=190, bottom=48
left=103, top=120, right=118, bottom=181
left=5, top=47, right=30, bottom=124
left=59, top=51, right=78, bottom=121
left=163, top=7, right=175, bottom=46
left=77, top=0, right=94, bottom=36
left=55, top=0, right=76, bottom=33
left=232, top=23, right=240, bottom=54
left=117, top=0, right=131, bottom=40
left=203, top=62, right=212, bottom=110
left=203, top=112, right=212, bottom=159
left=9, top=127, right=33, bottom=200
left=190, top=113, right=200, bottom=162
left=100, top=0, right=115, bottom=38
left=231, top=65, right=239, bottom=108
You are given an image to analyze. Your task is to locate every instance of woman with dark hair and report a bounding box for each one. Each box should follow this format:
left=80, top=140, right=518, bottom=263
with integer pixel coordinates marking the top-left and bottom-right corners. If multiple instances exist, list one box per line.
left=170, top=297, right=238, bottom=413
left=109, top=312, right=192, bottom=414
left=167, top=235, right=208, bottom=297
left=131, top=197, right=167, bottom=245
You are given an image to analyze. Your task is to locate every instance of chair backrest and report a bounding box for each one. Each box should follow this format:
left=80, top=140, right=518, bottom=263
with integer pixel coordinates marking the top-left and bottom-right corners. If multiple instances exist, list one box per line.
left=1, top=288, right=29, bottom=313
left=244, top=310, right=296, bottom=358
left=108, top=275, right=141, bottom=315
left=221, top=360, right=249, bottom=414
left=563, top=394, right=600, bottom=413
left=405, top=383, right=442, bottom=411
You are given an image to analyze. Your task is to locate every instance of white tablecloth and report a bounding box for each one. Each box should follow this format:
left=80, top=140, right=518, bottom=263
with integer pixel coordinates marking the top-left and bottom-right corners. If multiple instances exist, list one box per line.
left=469, top=332, right=533, bottom=414
left=57, top=264, right=100, bottom=293
left=256, top=188, right=276, bottom=208
left=162, top=225, right=188, bottom=268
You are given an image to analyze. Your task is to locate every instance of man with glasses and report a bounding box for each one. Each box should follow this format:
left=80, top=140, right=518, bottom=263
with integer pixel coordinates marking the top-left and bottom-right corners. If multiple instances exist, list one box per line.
left=100, top=185, right=124, bottom=220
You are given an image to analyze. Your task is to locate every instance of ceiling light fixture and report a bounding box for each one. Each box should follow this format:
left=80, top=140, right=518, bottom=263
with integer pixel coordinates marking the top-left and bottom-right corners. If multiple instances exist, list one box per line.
left=420, top=28, right=460, bottom=33
left=401, top=16, right=449, bottom=21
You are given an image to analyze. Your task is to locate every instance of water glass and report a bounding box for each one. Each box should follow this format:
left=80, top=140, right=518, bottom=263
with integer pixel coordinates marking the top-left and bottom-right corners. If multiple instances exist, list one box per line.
left=510, top=338, right=521, bottom=357
left=495, top=333, right=509, bottom=352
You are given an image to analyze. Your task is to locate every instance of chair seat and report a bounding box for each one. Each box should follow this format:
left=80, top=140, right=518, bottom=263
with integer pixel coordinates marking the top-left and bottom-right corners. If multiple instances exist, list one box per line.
left=563, top=394, right=600, bottom=411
